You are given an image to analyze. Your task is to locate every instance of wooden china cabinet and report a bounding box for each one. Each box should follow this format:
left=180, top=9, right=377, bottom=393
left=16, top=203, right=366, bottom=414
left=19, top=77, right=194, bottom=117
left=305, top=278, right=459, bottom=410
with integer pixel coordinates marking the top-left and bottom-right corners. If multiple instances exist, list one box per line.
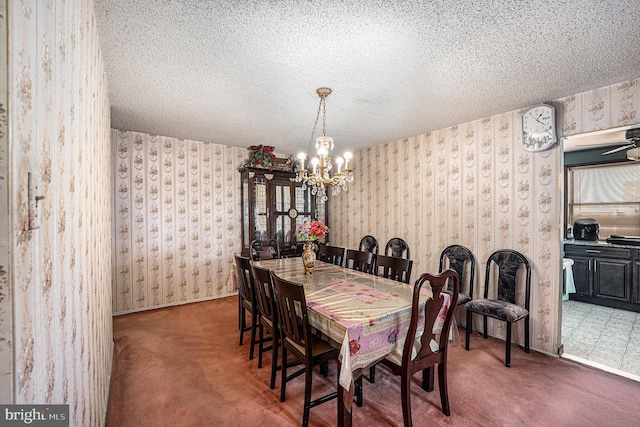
left=240, top=167, right=327, bottom=258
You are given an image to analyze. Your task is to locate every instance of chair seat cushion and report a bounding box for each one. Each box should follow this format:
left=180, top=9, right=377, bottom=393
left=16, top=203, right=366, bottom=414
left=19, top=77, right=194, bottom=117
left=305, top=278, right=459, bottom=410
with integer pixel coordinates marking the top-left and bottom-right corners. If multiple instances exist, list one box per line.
left=444, top=290, right=470, bottom=305
left=464, top=299, right=528, bottom=323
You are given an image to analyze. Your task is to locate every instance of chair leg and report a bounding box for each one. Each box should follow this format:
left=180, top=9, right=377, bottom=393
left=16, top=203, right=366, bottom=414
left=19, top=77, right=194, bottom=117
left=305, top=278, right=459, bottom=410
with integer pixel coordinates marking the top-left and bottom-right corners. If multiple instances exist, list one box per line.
left=505, top=322, right=512, bottom=368
left=303, top=363, right=313, bottom=427
left=438, top=361, right=450, bottom=416
left=257, top=323, right=264, bottom=368
left=368, top=365, right=376, bottom=383
left=280, top=344, right=287, bottom=402
left=320, top=361, right=329, bottom=378
left=524, top=316, right=530, bottom=353
left=355, top=376, right=363, bottom=407
left=270, top=331, right=278, bottom=390
left=239, top=303, right=246, bottom=346
left=238, top=296, right=242, bottom=332
left=421, top=366, right=434, bottom=392
left=400, top=371, right=413, bottom=427
left=483, top=315, right=488, bottom=339
left=249, top=310, right=258, bottom=360
left=465, top=310, right=472, bottom=351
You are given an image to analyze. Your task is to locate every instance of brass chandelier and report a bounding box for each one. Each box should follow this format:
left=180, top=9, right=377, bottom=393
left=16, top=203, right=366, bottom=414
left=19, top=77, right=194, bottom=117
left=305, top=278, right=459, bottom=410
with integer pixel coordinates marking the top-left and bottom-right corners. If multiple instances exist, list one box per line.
left=296, top=87, right=354, bottom=201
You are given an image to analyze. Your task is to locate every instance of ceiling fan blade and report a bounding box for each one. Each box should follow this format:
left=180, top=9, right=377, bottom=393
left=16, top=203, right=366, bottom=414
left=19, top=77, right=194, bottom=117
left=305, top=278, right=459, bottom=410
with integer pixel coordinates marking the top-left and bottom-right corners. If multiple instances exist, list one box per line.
left=602, top=144, right=635, bottom=155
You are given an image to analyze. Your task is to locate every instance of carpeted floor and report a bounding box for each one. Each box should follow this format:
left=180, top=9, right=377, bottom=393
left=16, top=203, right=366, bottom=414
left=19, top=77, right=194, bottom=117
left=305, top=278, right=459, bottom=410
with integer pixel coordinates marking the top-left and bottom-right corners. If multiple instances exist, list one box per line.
left=106, top=296, right=640, bottom=426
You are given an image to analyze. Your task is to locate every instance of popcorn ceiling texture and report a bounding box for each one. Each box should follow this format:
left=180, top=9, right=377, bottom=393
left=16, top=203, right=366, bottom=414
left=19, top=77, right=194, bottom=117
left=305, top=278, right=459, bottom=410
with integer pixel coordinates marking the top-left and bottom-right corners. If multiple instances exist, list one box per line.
left=94, top=0, right=640, bottom=155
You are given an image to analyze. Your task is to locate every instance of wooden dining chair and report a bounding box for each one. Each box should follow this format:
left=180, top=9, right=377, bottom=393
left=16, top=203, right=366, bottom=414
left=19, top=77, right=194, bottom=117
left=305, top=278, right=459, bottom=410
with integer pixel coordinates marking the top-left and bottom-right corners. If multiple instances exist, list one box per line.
left=385, top=237, right=410, bottom=259
left=250, top=239, right=281, bottom=261
left=270, top=272, right=339, bottom=427
left=439, top=245, right=476, bottom=307
left=317, top=244, right=346, bottom=267
left=250, top=263, right=280, bottom=389
left=464, top=249, right=531, bottom=367
left=380, top=270, right=459, bottom=425
left=345, top=249, right=375, bottom=274
left=234, top=254, right=259, bottom=360
left=376, top=254, right=413, bottom=284
left=367, top=253, right=414, bottom=384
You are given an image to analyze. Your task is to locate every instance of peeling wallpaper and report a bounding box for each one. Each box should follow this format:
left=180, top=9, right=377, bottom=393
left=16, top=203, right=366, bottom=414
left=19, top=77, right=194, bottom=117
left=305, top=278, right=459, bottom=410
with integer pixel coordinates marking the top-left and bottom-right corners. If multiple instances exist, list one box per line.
left=329, top=78, right=639, bottom=355
left=111, top=131, right=245, bottom=314
left=7, top=0, right=112, bottom=425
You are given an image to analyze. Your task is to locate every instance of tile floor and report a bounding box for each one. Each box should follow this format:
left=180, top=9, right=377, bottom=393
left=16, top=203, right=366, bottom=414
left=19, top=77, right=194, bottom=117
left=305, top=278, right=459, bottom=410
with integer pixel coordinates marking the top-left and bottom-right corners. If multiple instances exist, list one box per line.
left=562, top=300, right=640, bottom=378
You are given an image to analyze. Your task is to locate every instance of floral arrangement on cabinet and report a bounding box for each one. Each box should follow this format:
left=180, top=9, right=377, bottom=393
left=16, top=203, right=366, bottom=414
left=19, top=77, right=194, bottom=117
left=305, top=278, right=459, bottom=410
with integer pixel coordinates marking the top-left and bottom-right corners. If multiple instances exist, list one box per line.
left=244, top=144, right=276, bottom=169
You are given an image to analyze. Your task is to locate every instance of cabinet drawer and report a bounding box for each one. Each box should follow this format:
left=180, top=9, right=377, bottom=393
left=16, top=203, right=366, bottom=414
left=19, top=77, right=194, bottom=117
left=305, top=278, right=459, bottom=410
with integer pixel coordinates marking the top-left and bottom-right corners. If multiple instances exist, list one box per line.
left=564, top=245, right=631, bottom=259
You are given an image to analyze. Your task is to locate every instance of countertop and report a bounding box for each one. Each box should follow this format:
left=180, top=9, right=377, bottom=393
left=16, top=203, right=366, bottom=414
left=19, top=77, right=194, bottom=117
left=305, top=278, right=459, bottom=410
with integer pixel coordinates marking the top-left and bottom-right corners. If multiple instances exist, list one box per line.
left=563, top=239, right=640, bottom=250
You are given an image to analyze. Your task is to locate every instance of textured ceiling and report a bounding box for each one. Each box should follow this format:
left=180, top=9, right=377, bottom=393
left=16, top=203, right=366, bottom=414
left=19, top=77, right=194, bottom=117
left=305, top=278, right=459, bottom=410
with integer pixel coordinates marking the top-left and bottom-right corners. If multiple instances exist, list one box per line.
left=94, top=0, right=640, bottom=156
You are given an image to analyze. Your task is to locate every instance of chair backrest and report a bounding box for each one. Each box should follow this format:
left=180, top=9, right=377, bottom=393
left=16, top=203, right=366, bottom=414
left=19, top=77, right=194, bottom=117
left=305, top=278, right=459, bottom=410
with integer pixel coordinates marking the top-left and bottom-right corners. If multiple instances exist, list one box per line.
left=484, top=249, right=531, bottom=310
left=271, top=272, right=311, bottom=357
left=345, top=249, right=375, bottom=274
left=234, top=254, right=255, bottom=303
left=375, top=254, right=413, bottom=284
left=358, top=235, right=379, bottom=255
left=250, top=239, right=281, bottom=261
left=317, top=244, right=346, bottom=267
left=404, top=270, right=459, bottom=366
left=250, top=263, right=278, bottom=326
left=385, top=237, right=410, bottom=259
left=439, top=245, right=476, bottom=298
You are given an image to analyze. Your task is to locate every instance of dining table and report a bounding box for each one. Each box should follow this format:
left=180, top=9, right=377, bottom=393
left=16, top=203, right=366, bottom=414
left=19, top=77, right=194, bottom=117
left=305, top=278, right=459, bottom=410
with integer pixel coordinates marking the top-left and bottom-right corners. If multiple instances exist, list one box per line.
left=254, top=257, right=451, bottom=426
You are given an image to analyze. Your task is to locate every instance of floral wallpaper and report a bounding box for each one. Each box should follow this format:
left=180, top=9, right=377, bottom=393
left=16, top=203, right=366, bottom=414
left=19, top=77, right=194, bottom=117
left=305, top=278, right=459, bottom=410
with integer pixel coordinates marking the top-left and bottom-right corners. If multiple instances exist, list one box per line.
left=7, top=0, right=112, bottom=425
left=111, top=131, right=245, bottom=314
left=329, top=77, right=639, bottom=355
left=0, top=0, right=10, bottom=403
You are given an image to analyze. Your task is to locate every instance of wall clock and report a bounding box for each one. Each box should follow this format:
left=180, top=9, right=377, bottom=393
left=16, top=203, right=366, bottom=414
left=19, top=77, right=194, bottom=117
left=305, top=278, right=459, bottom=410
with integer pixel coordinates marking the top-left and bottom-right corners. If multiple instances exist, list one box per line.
left=521, top=104, right=558, bottom=152
left=288, top=208, right=298, bottom=219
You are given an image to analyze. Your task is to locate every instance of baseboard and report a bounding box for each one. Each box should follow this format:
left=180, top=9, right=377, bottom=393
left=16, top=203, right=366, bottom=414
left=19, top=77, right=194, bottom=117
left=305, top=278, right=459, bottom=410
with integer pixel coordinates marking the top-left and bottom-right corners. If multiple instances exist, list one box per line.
left=112, top=292, right=237, bottom=316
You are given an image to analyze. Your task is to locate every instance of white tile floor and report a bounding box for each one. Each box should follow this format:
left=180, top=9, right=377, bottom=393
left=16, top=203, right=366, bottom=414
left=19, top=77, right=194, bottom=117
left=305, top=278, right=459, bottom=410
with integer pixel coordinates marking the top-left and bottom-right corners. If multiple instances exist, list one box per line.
left=562, top=300, right=640, bottom=378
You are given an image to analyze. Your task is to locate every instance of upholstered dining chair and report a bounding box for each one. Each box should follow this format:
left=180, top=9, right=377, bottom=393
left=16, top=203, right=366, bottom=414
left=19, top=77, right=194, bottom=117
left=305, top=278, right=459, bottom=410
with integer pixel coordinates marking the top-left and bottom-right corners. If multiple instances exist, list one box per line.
left=376, top=254, right=413, bottom=284
left=464, top=249, right=531, bottom=367
left=385, top=237, right=410, bottom=259
left=234, top=254, right=259, bottom=360
left=270, top=272, right=340, bottom=427
left=317, top=244, right=346, bottom=267
left=345, top=249, right=375, bottom=274
left=359, top=235, right=379, bottom=270
left=380, top=270, right=460, bottom=425
left=250, top=239, right=281, bottom=261
left=439, top=245, right=476, bottom=307
left=250, top=263, right=280, bottom=389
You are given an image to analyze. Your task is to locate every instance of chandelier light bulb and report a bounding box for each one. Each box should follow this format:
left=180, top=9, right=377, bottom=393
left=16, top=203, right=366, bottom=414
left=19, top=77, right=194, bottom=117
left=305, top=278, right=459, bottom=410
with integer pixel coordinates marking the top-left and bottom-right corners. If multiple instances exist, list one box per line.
left=317, top=147, right=328, bottom=158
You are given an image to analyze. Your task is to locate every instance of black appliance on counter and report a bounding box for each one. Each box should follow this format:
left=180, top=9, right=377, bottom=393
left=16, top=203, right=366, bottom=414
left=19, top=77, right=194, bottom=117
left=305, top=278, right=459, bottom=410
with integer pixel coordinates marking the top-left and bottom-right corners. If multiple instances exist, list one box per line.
left=573, top=218, right=599, bottom=241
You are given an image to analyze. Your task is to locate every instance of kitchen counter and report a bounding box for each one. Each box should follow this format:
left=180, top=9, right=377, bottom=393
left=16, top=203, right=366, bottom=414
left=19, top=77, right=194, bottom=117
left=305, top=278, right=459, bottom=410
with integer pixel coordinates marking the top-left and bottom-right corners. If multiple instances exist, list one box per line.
left=563, top=239, right=640, bottom=250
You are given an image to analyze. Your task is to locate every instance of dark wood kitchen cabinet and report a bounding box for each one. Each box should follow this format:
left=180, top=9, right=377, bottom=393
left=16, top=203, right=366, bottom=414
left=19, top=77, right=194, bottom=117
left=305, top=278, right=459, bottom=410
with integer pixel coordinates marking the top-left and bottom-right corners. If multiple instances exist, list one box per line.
left=564, top=243, right=636, bottom=311
left=239, top=167, right=326, bottom=258
left=634, top=249, right=640, bottom=305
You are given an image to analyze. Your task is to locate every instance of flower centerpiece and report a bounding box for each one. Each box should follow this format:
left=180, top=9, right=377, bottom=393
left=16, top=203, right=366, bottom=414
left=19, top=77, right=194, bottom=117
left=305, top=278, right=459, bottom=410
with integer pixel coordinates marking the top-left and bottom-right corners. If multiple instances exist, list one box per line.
left=296, top=219, right=328, bottom=241
left=296, top=218, right=328, bottom=274
left=244, top=144, right=276, bottom=170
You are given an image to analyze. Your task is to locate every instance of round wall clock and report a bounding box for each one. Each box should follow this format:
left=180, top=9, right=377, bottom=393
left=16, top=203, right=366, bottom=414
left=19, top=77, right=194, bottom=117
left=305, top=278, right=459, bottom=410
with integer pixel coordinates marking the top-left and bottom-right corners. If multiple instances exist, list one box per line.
left=521, top=104, right=558, bottom=152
